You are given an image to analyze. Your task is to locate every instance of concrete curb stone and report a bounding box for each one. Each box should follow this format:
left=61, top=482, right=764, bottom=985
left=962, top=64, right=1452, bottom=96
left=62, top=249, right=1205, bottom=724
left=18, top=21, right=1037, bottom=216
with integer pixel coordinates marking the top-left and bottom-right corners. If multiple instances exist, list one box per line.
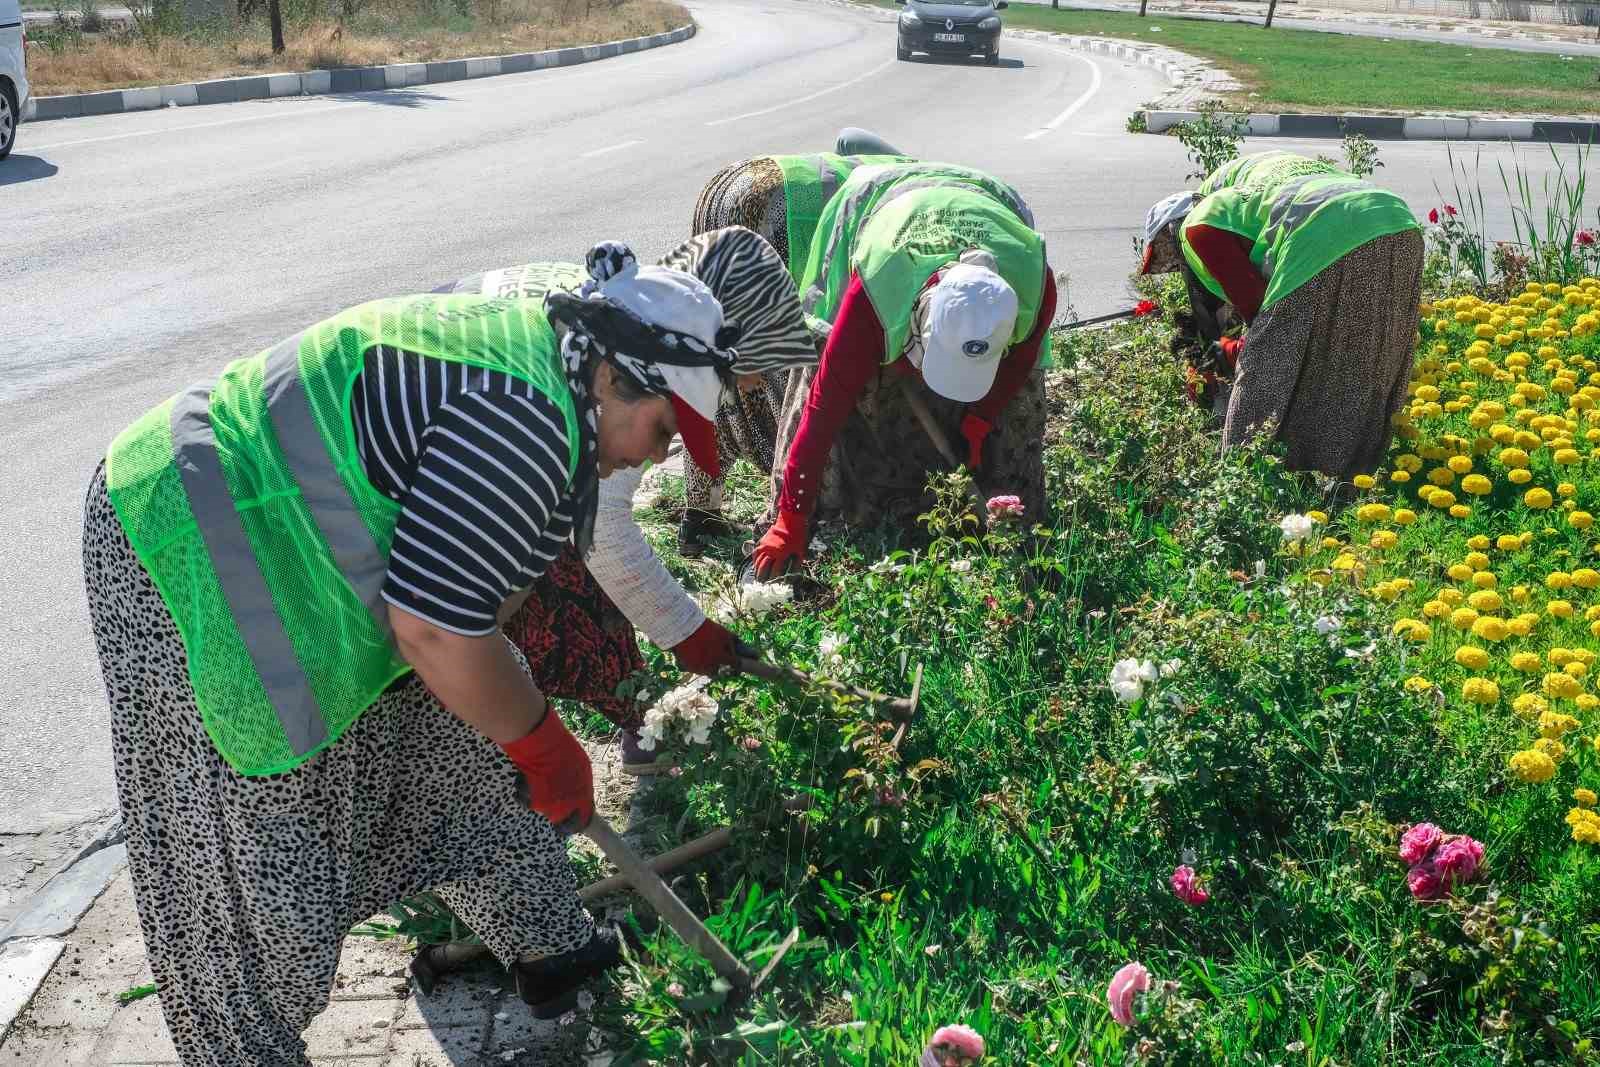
left=22, top=22, right=695, bottom=123
left=1145, top=107, right=1596, bottom=142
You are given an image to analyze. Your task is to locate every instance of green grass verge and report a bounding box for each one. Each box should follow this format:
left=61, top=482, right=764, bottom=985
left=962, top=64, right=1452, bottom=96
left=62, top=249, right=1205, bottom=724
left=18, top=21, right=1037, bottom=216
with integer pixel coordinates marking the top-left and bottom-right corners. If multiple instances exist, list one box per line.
left=882, top=0, right=1600, bottom=117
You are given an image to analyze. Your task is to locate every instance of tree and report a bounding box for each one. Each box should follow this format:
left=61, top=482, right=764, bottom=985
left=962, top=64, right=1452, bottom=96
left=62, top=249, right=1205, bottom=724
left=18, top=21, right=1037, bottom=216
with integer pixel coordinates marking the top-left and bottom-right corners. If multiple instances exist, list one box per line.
left=269, top=0, right=283, bottom=52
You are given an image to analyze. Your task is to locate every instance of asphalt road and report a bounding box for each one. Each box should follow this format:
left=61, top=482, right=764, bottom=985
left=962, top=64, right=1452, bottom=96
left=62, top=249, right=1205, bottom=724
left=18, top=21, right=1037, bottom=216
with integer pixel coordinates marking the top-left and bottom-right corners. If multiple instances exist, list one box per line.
left=0, top=0, right=1591, bottom=901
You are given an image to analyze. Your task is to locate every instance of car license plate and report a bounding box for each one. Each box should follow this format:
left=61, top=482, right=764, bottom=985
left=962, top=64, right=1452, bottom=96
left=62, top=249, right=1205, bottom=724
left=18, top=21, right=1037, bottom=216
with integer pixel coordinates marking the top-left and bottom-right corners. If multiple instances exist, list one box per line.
left=932, top=31, right=964, bottom=41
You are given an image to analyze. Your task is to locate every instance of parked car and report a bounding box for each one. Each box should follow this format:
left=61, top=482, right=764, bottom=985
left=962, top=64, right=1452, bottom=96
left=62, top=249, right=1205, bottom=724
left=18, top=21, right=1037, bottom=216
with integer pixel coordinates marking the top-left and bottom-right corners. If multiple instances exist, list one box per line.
left=0, top=0, right=29, bottom=160
left=895, top=0, right=1007, bottom=65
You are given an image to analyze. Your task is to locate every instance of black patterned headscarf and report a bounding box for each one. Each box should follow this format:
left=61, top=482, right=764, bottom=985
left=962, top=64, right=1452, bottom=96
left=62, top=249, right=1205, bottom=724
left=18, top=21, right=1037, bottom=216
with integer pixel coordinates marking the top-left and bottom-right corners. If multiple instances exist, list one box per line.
left=544, top=241, right=739, bottom=556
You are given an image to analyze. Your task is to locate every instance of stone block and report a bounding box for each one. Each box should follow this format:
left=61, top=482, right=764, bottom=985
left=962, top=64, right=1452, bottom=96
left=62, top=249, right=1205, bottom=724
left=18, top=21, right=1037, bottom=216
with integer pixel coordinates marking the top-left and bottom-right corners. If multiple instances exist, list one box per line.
left=302, top=70, right=332, bottom=94
left=161, top=83, right=199, bottom=107
left=1468, top=117, right=1534, bottom=140
left=119, top=87, right=163, bottom=112
left=77, top=91, right=126, bottom=117
left=267, top=73, right=302, bottom=97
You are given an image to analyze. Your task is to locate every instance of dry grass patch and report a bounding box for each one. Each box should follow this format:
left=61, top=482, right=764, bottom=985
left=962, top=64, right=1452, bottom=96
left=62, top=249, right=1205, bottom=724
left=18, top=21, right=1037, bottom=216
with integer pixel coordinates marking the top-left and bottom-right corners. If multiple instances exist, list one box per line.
left=28, top=0, right=686, bottom=95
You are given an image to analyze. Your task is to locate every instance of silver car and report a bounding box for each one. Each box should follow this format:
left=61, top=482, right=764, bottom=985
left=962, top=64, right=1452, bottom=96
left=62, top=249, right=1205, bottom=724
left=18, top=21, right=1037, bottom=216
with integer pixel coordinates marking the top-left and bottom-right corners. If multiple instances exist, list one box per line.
left=0, top=0, right=30, bottom=159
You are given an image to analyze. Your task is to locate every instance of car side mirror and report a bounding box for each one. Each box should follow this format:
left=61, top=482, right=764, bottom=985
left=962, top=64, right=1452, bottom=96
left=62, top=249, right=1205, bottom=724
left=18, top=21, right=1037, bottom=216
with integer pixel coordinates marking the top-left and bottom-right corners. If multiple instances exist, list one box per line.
left=995, top=2, right=1008, bottom=8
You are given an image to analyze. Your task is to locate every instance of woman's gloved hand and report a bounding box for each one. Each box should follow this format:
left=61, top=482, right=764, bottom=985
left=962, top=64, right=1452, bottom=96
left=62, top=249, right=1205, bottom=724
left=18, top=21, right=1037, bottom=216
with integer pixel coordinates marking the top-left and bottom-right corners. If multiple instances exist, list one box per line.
left=752, top=509, right=808, bottom=579
left=671, top=618, right=742, bottom=676
left=500, top=704, right=594, bottom=834
left=959, top=413, right=992, bottom=471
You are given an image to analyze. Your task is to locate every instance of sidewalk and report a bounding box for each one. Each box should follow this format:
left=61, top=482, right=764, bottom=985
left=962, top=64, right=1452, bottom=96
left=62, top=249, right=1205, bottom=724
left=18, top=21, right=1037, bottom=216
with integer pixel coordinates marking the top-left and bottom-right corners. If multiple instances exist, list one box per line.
left=0, top=739, right=656, bottom=1066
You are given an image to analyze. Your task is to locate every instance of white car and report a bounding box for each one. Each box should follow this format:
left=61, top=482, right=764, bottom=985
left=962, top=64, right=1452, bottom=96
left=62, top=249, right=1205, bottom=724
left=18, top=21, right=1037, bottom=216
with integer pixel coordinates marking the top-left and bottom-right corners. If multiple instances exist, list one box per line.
left=0, top=0, right=29, bottom=160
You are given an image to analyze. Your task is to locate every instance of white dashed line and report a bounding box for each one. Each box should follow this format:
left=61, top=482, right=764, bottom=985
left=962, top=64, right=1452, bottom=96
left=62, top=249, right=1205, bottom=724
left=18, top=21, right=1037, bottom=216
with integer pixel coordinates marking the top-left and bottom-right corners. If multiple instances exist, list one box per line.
left=579, top=138, right=645, bottom=158
left=1022, top=48, right=1103, bottom=140
left=705, top=59, right=896, bottom=127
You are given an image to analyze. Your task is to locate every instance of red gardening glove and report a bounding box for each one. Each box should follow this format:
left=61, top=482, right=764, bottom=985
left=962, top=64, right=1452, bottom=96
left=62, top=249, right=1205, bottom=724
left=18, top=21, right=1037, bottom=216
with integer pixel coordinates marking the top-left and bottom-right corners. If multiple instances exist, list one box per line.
left=959, top=412, right=992, bottom=471
left=752, top=509, right=808, bottom=579
left=500, top=706, right=594, bottom=834
left=671, top=618, right=741, bottom=676
left=1218, top=335, right=1244, bottom=370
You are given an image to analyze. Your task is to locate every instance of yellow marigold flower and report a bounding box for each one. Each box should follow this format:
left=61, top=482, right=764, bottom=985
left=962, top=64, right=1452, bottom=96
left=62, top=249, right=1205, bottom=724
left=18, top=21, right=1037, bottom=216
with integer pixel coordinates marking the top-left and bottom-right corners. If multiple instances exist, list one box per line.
left=1389, top=470, right=1411, bottom=483
left=1571, top=810, right=1600, bottom=845
left=1450, top=607, right=1480, bottom=630
left=1547, top=571, right=1574, bottom=590
left=1499, top=447, right=1531, bottom=468
left=1555, top=448, right=1582, bottom=464
left=1467, top=534, right=1492, bottom=551
left=1535, top=738, right=1567, bottom=761
left=1509, top=468, right=1534, bottom=484
left=1461, top=677, right=1500, bottom=704
left=1395, top=455, right=1422, bottom=473
left=1429, top=490, right=1457, bottom=509
left=1352, top=474, right=1376, bottom=489
left=1371, top=581, right=1401, bottom=602
left=1580, top=694, right=1600, bottom=712
left=1422, top=599, right=1451, bottom=619
left=1511, top=652, right=1544, bottom=673
left=1509, top=616, right=1536, bottom=637
left=1428, top=467, right=1455, bottom=487
left=1447, top=455, right=1474, bottom=474
left=1526, top=488, right=1555, bottom=509
left=1590, top=619, right=1600, bottom=637
left=1575, top=788, right=1599, bottom=809
left=1513, top=692, right=1549, bottom=717
left=1308, top=510, right=1328, bottom=523
left=1454, top=645, right=1489, bottom=669
left=1550, top=648, right=1575, bottom=667
left=1465, top=551, right=1491, bottom=570
left=1468, top=589, right=1502, bottom=612
left=1573, top=511, right=1596, bottom=530
left=1498, top=534, right=1524, bottom=551
left=1521, top=531, right=1536, bottom=547
left=1332, top=553, right=1358, bottom=571
left=1491, top=423, right=1517, bottom=444
left=1575, top=568, right=1600, bottom=589
left=1416, top=383, right=1443, bottom=400
left=1356, top=503, right=1391, bottom=523
left=1393, top=619, right=1431, bottom=642
left=1370, top=530, right=1399, bottom=550
left=1458, top=474, right=1492, bottom=496
left=1509, top=749, right=1556, bottom=783
left=1438, top=588, right=1466, bottom=607
left=1541, top=711, right=1583, bottom=738
left=1321, top=537, right=1342, bottom=549
left=1549, top=600, right=1576, bottom=619
left=1471, top=571, right=1497, bottom=589
left=1447, top=563, right=1474, bottom=582
left=1403, top=676, right=1434, bottom=693
left=1544, top=672, right=1584, bottom=699
left=1472, top=616, right=1509, bottom=641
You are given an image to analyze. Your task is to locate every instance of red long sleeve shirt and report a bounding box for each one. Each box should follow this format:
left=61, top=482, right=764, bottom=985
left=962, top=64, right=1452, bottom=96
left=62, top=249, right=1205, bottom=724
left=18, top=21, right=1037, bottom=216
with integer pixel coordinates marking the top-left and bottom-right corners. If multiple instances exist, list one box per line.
left=776, top=268, right=1057, bottom=517
left=1183, top=224, right=1265, bottom=324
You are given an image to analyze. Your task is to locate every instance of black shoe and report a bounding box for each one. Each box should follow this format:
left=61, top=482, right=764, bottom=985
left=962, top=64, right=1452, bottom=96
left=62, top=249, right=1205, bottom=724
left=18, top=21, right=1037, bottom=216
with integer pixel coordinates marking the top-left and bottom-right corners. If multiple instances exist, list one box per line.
left=512, top=924, right=625, bottom=1019
left=678, top=509, right=737, bottom=557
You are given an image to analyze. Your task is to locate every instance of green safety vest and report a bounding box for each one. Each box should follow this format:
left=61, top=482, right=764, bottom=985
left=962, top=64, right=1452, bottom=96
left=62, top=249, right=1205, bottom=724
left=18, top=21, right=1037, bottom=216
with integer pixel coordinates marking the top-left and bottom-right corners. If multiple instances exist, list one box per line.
left=773, top=153, right=906, bottom=282
left=1180, top=170, right=1418, bottom=311
left=442, top=261, right=586, bottom=300
left=1198, top=151, right=1337, bottom=198
left=105, top=295, right=579, bottom=776
left=799, top=161, right=1049, bottom=369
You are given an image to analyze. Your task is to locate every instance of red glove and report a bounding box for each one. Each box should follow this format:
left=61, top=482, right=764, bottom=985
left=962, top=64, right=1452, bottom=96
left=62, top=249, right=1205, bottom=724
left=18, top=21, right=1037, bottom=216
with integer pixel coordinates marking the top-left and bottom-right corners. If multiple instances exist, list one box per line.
left=752, top=509, right=808, bottom=579
left=959, top=413, right=992, bottom=471
left=499, top=706, right=593, bottom=834
left=671, top=618, right=741, bottom=676
left=1218, top=336, right=1244, bottom=369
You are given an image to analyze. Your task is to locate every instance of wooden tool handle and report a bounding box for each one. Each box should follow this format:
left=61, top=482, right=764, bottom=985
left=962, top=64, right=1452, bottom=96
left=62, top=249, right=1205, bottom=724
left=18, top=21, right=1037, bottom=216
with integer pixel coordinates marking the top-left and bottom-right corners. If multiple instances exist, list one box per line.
left=583, top=817, right=752, bottom=990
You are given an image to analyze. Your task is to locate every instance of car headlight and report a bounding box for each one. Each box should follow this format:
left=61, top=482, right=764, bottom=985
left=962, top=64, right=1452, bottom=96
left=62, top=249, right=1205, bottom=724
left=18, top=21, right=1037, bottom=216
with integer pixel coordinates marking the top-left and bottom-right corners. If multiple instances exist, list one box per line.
left=900, top=12, right=922, bottom=25
left=978, top=15, right=1000, bottom=29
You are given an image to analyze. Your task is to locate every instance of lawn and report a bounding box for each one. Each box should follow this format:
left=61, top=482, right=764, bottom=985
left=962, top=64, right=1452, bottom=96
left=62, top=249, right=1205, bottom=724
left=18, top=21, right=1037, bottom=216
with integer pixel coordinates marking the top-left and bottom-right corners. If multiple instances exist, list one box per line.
left=551, top=224, right=1600, bottom=1059
left=878, top=0, right=1600, bottom=117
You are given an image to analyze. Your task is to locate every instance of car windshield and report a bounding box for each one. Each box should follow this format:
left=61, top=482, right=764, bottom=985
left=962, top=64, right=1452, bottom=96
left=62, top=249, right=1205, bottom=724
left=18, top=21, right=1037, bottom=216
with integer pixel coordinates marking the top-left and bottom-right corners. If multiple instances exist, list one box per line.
left=922, top=0, right=993, bottom=6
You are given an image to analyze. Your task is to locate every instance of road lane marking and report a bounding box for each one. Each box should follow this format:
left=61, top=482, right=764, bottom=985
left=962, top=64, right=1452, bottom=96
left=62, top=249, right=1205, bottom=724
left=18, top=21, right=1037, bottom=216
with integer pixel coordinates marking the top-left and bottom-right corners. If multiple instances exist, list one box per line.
left=1021, top=48, right=1102, bottom=140
left=704, top=59, right=895, bottom=127
left=579, top=138, right=645, bottom=158
left=28, top=101, right=367, bottom=151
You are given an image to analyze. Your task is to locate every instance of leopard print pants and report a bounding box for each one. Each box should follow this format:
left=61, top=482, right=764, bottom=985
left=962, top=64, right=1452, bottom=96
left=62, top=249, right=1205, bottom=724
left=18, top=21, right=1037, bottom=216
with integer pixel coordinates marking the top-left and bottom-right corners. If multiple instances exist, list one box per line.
left=82, top=464, right=592, bottom=1067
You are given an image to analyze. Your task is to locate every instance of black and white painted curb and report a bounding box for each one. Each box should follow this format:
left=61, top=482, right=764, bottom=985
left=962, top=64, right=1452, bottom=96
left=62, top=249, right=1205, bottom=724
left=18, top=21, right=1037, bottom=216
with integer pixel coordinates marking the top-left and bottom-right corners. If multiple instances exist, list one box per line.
left=1144, top=108, right=1600, bottom=143
left=22, top=22, right=694, bottom=123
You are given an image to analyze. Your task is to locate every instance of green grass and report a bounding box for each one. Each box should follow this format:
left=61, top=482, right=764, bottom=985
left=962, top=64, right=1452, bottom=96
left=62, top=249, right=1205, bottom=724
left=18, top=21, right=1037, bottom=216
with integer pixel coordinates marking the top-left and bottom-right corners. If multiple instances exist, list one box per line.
left=882, top=0, right=1600, bottom=117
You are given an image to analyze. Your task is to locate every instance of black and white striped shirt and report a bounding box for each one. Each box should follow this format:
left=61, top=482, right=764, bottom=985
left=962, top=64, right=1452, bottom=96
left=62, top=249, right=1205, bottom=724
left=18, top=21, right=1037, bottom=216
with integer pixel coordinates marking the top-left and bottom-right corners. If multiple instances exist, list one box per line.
left=350, top=346, right=574, bottom=637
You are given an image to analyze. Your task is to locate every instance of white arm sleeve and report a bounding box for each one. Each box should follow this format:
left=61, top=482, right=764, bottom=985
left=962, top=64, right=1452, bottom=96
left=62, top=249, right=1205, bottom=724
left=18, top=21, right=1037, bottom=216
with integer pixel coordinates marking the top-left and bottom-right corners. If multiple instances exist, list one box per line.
left=587, top=467, right=707, bottom=651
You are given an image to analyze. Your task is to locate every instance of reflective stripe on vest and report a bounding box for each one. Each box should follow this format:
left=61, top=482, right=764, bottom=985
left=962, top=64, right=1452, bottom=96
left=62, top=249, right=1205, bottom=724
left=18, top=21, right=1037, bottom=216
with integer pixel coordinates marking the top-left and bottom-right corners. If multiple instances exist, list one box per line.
left=801, top=163, right=1035, bottom=332
left=171, top=379, right=331, bottom=757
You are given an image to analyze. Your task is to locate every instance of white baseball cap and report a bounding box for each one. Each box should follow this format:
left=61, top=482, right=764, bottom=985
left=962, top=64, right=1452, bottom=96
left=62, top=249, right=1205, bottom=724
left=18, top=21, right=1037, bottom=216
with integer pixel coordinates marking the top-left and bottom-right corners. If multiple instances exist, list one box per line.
left=917, top=261, right=1018, bottom=404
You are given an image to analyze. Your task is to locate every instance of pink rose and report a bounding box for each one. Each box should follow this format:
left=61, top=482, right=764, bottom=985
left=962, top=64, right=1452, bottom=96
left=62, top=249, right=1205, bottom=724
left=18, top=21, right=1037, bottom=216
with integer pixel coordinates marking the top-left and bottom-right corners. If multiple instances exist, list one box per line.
left=921, top=1023, right=985, bottom=1067
left=1106, top=962, right=1151, bottom=1026
left=985, top=495, right=1025, bottom=522
left=1433, top=835, right=1484, bottom=886
left=1407, top=862, right=1445, bottom=900
left=1169, top=865, right=1210, bottom=906
left=1398, top=823, right=1443, bottom=866
left=1577, top=229, right=1596, bottom=248
left=1428, top=208, right=1439, bottom=225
